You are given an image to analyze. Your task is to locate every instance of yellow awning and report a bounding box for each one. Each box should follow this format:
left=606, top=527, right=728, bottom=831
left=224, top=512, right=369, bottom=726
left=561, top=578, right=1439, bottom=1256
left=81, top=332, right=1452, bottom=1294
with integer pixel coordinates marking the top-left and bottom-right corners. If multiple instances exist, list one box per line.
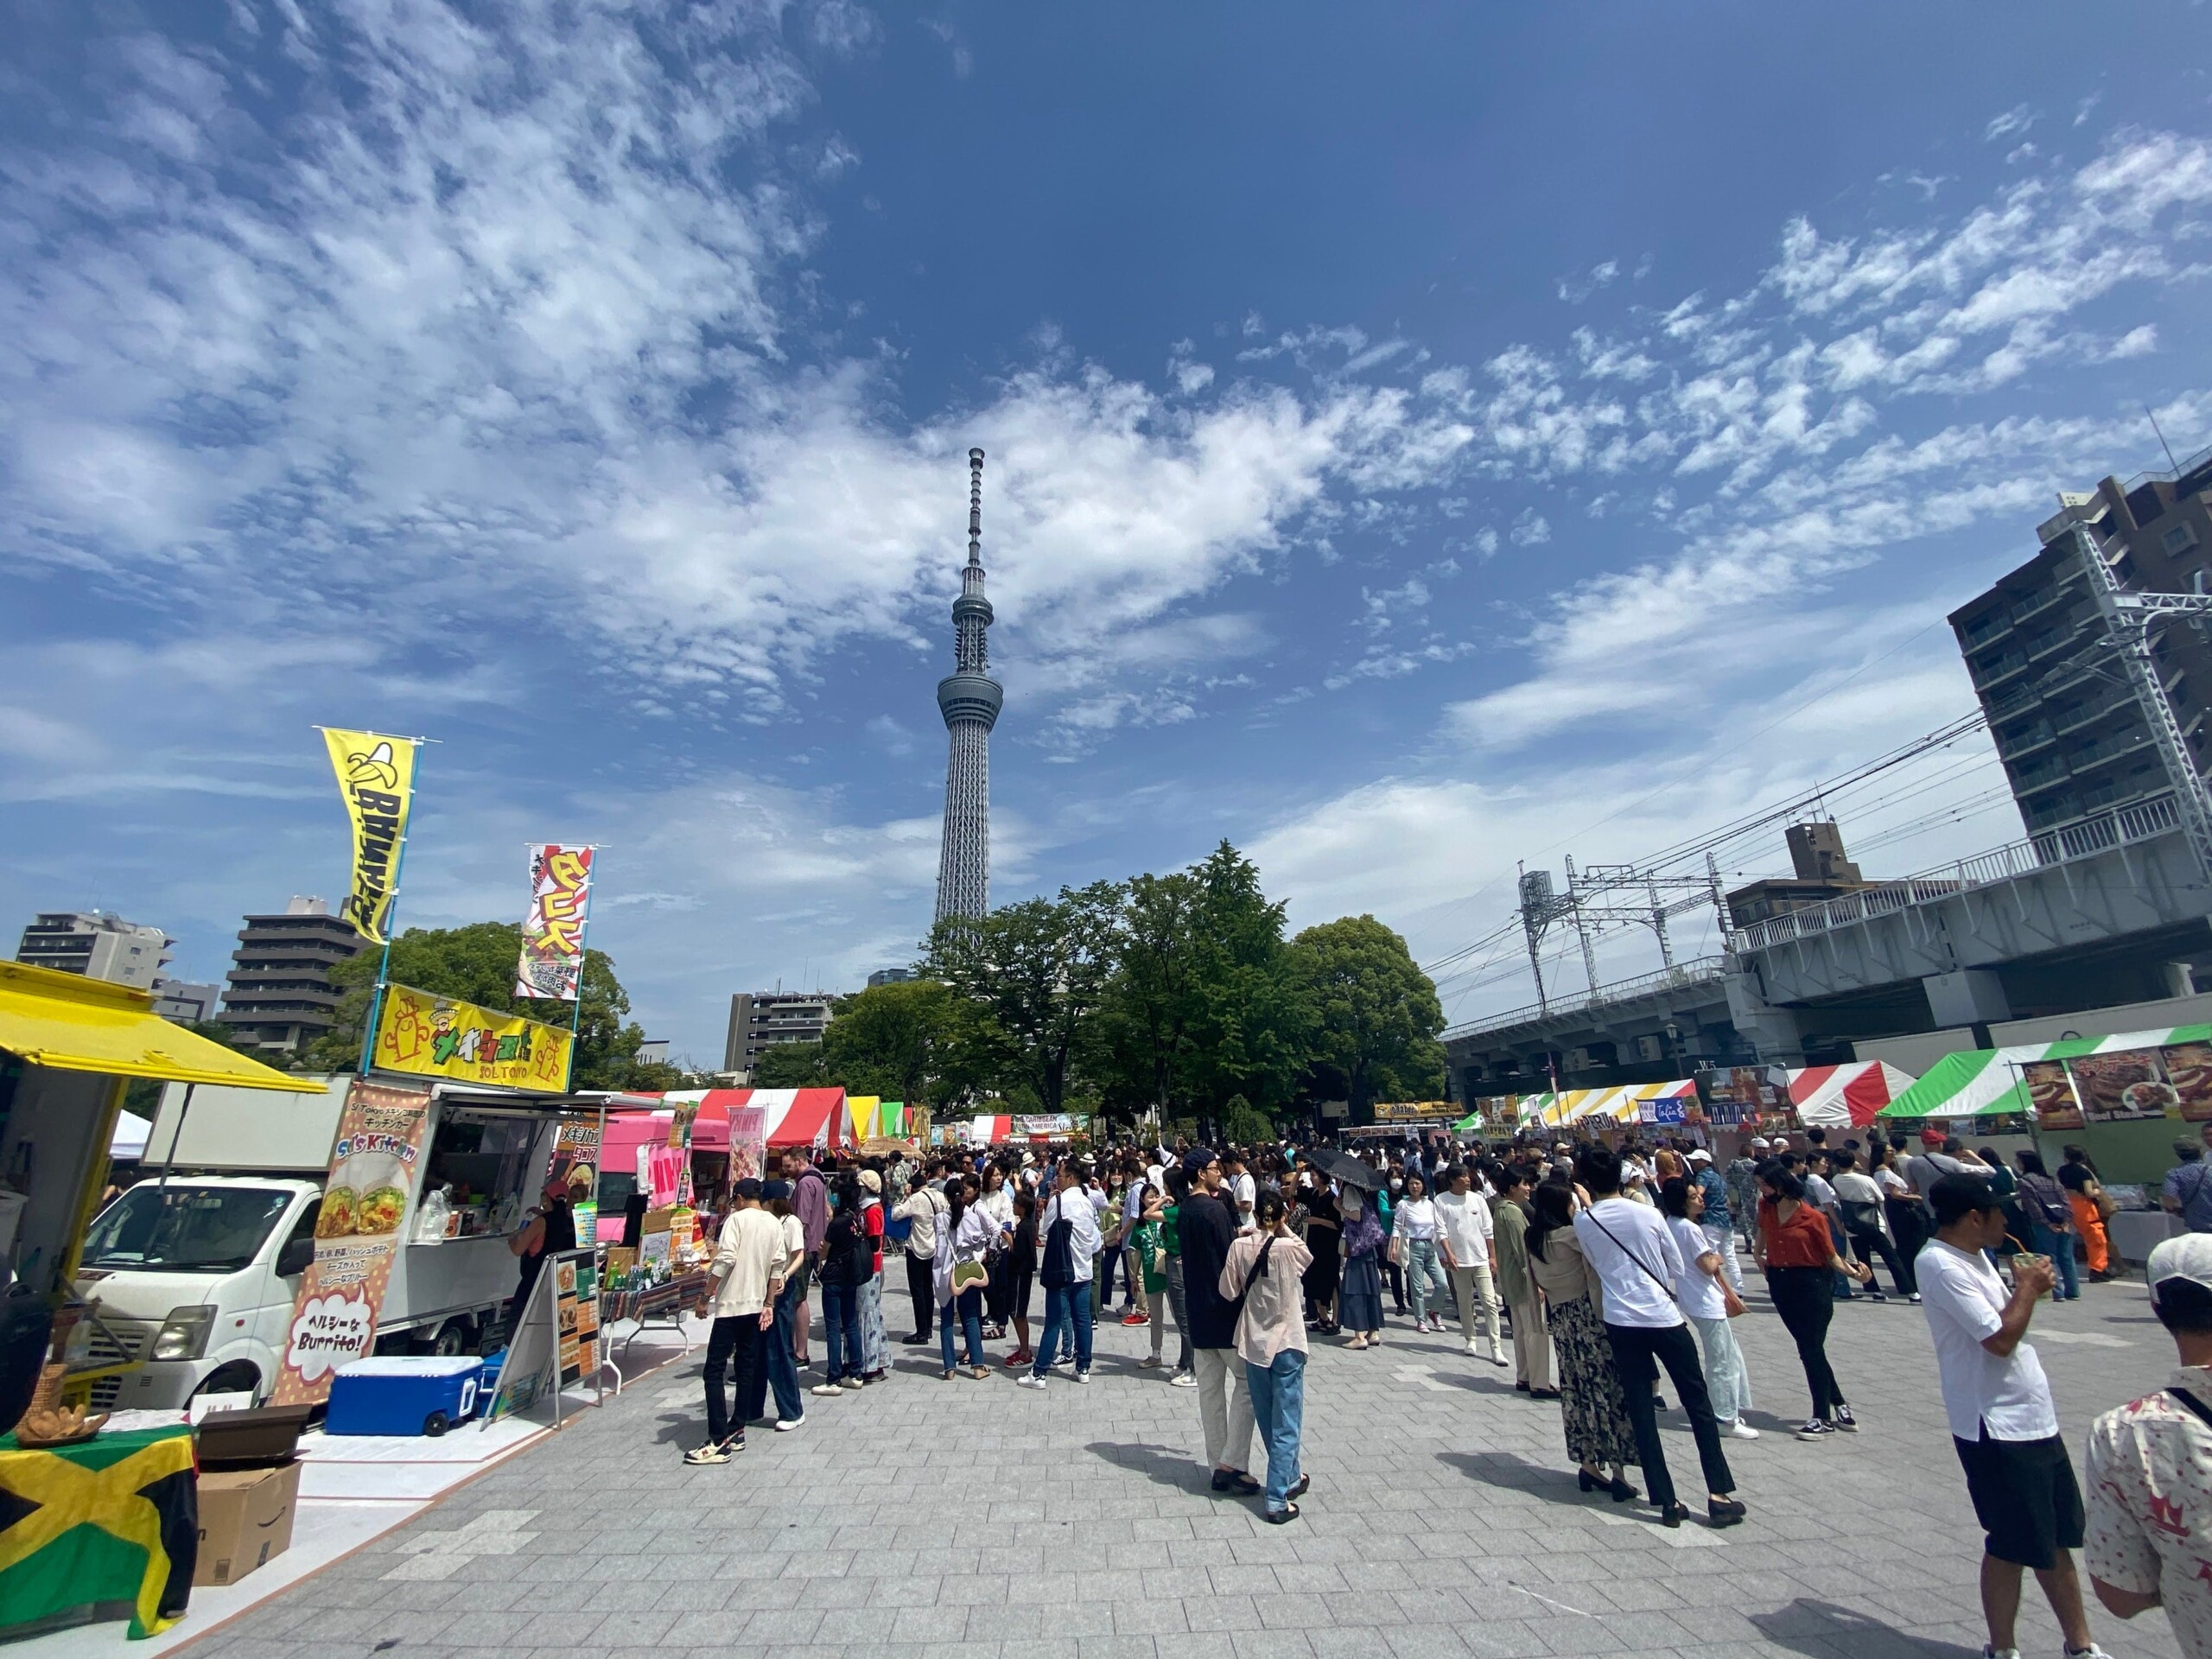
left=0, top=960, right=305, bottom=1090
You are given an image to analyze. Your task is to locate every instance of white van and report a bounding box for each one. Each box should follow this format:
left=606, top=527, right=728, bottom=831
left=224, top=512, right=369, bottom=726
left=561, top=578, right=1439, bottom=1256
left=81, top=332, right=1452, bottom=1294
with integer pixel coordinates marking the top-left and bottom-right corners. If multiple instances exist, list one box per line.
left=76, top=1077, right=573, bottom=1408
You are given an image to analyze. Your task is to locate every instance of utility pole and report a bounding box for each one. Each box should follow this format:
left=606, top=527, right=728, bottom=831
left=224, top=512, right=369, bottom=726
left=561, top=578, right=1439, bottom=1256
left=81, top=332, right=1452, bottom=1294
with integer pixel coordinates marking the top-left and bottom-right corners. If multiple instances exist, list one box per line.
left=2074, top=523, right=2212, bottom=881
left=1647, top=874, right=1674, bottom=969
left=1707, top=850, right=1736, bottom=955
left=1517, top=861, right=1550, bottom=1016
left=1562, top=855, right=1601, bottom=994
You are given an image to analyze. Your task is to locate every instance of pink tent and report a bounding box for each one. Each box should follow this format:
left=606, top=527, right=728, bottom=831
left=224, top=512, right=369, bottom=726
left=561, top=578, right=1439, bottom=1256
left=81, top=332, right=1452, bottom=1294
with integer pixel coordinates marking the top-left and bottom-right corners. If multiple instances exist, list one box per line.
left=1787, top=1062, right=1916, bottom=1128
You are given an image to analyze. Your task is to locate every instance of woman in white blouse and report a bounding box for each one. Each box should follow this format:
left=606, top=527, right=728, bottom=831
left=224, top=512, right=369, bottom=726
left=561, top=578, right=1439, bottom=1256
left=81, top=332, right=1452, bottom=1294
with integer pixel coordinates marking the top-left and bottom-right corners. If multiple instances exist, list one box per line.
left=1221, top=1191, right=1315, bottom=1523
left=1389, top=1172, right=1452, bottom=1333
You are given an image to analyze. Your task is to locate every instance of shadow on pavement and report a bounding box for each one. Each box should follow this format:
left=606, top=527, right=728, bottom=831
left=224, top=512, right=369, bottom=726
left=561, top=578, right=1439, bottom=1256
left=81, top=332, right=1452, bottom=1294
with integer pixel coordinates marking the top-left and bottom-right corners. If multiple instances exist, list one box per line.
left=1434, top=1449, right=1647, bottom=1512
left=1749, top=1597, right=1977, bottom=1658
left=1086, top=1440, right=1211, bottom=1495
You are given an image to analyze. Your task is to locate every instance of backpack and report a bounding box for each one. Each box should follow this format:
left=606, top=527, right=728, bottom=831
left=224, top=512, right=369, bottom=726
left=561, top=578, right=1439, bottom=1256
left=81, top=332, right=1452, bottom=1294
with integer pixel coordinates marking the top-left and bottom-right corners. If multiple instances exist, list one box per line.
left=1040, top=1198, right=1077, bottom=1289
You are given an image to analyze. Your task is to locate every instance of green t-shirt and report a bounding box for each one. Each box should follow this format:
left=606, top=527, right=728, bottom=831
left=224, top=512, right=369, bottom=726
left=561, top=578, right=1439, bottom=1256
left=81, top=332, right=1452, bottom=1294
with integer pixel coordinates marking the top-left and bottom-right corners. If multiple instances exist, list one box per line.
left=1161, top=1201, right=1182, bottom=1257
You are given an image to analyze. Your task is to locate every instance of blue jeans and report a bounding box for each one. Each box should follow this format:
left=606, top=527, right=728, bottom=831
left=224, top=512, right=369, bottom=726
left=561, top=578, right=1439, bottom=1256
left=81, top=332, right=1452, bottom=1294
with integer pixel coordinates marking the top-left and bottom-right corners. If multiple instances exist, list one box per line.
left=1243, top=1349, right=1306, bottom=1513
left=939, top=1286, right=985, bottom=1370
left=2028, top=1220, right=2081, bottom=1300
left=1033, top=1281, right=1095, bottom=1377
left=822, top=1280, right=861, bottom=1382
left=1403, top=1238, right=1448, bottom=1322
left=765, top=1276, right=804, bottom=1422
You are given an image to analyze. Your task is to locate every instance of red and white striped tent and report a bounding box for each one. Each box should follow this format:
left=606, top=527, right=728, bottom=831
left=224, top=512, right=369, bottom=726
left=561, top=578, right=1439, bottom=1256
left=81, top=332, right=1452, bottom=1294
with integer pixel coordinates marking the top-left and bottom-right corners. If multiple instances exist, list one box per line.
left=639, top=1088, right=851, bottom=1149
left=1786, top=1062, right=1916, bottom=1128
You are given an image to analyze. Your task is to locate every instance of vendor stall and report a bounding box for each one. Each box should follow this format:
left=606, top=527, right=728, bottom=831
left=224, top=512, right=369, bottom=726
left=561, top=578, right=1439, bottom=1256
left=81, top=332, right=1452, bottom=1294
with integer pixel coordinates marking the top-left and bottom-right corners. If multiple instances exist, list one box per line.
left=1878, top=1023, right=2212, bottom=1187
left=1787, top=1061, right=1916, bottom=1128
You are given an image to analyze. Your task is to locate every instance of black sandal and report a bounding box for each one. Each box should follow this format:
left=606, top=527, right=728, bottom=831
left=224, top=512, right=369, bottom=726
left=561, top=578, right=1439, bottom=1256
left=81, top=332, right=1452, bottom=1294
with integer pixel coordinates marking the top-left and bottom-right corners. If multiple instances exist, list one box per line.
left=1265, top=1501, right=1300, bottom=1524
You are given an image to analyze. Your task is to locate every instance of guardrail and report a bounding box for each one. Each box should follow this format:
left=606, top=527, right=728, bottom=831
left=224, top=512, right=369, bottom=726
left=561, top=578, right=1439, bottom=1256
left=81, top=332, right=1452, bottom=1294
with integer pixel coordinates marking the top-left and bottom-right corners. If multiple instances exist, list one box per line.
left=1738, top=792, right=2183, bottom=951
left=1442, top=955, right=1731, bottom=1043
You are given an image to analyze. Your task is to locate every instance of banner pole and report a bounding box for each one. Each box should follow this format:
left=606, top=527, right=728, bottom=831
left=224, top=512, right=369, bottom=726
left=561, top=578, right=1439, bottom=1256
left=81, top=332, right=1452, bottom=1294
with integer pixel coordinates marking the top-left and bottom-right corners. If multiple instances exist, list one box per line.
left=562, top=847, right=598, bottom=1093
left=357, top=747, right=421, bottom=1077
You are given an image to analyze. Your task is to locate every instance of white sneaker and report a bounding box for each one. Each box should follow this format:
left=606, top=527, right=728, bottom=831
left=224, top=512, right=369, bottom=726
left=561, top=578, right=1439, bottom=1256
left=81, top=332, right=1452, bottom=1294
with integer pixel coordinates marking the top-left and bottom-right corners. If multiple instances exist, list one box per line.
left=1074, top=1370, right=1091, bottom=1385
left=2063, top=1644, right=2113, bottom=1658
left=1486, top=1344, right=1508, bottom=1366
left=774, top=1414, right=805, bottom=1432
left=1168, top=1371, right=1197, bottom=1388
left=810, top=1382, right=842, bottom=1398
left=1981, top=1648, right=2019, bottom=1659
left=1015, top=1373, right=1047, bottom=1390
left=1465, top=1340, right=1480, bottom=1356
left=1724, top=1421, right=1760, bottom=1440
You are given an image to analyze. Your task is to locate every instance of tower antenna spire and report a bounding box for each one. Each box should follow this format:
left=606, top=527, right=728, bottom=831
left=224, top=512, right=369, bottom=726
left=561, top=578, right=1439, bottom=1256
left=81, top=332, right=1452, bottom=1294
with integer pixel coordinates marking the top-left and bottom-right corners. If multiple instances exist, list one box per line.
left=934, top=448, right=1001, bottom=925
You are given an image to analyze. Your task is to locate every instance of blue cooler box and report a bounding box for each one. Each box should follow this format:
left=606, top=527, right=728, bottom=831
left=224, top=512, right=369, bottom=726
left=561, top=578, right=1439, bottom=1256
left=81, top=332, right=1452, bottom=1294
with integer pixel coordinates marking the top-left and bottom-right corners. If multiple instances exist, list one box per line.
left=325, top=1356, right=484, bottom=1437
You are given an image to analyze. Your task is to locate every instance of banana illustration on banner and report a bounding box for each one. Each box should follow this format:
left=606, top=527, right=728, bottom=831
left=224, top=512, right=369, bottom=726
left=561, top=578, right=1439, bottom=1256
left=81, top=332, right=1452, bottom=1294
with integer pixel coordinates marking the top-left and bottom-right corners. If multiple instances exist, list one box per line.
left=321, top=728, right=417, bottom=944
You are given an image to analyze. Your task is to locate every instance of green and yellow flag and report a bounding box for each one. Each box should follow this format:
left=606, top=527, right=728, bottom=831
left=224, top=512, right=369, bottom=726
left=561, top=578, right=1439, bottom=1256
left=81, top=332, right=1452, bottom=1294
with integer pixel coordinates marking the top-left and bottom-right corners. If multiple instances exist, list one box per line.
left=321, top=728, right=416, bottom=944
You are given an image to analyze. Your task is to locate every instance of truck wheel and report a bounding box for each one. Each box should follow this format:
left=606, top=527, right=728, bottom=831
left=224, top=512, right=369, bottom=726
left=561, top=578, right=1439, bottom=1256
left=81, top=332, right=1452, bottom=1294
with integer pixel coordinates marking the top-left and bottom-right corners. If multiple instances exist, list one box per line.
left=430, top=1319, right=474, bottom=1358
left=191, top=1363, right=262, bottom=1402
left=423, top=1410, right=449, bottom=1437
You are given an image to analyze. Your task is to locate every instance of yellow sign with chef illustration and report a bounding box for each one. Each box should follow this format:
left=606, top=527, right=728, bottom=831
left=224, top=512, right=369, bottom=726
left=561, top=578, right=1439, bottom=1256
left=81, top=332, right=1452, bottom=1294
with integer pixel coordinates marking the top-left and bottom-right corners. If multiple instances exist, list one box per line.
left=371, top=983, right=575, bottom=1090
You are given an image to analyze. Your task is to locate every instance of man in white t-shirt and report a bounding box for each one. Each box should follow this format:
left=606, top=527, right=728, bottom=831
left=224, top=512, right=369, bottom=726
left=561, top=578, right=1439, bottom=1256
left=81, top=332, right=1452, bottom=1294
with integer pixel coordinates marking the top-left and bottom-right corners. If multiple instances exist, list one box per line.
left=1224, top=1150, right=1257, bottom=1234
left=1436, top=1166, right=1504, bottom=1364
left=1918, top=1173, right=2108, bottom=1659
left=1570, top=1146, right=1745, bottom=1529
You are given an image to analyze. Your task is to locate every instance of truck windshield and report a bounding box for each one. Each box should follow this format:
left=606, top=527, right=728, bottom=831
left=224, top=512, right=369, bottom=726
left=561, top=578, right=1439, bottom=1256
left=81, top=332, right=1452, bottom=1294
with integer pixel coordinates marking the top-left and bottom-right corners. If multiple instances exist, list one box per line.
left=83, top=1185, right=294, bottom=1273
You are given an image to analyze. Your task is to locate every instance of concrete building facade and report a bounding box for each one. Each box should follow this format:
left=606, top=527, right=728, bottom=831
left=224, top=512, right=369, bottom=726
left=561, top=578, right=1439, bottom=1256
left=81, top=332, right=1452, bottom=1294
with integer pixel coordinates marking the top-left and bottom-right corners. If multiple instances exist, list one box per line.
left=217, top=897, right=363, bottom=1057
left=1951, top=448, right=2212, bottom=836
left=721, top=991, right=835, bottom=1079
left=15, top=912, right=171, bottom=989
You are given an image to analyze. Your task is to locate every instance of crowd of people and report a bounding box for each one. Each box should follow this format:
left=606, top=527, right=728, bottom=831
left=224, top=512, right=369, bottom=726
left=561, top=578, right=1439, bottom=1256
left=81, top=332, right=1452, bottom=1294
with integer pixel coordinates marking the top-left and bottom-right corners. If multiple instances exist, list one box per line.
left=671, top=1120, right=2212, bottom=1658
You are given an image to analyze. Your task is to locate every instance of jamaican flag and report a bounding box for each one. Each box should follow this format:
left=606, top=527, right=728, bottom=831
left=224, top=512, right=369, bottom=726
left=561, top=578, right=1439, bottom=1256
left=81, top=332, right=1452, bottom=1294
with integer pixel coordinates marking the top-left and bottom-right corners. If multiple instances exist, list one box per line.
left=0, top=1426, right=197, bottom=1638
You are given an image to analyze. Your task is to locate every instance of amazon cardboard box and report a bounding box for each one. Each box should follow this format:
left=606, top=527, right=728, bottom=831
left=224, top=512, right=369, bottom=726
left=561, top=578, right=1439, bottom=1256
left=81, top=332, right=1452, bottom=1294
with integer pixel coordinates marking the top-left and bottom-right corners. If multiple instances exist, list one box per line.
left=194, top=1458, right=301, bottom=1586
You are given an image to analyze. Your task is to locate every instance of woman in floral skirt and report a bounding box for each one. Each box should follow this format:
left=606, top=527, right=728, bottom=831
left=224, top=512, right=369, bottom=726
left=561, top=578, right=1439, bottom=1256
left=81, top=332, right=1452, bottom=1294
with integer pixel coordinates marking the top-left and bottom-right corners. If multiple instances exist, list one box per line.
left=1525, top=1178, right=1638, bottom=1501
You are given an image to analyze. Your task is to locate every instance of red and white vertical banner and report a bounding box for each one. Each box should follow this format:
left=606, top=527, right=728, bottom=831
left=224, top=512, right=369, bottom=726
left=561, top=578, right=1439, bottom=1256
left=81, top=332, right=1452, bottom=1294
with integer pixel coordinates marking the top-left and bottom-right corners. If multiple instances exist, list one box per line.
left=516, top=844, right=596, bottom=1000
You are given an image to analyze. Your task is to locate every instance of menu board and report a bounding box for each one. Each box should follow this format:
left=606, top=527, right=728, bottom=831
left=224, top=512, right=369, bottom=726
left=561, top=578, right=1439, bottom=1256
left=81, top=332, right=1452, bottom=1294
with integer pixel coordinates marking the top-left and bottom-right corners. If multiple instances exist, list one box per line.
left=2021, top=1059, right=2085, bottom=1130
left=2066, top=1048, right=2178, bottom=1122
left=270, top=1081, right=434, bottom=1408
left=555, top=1254, right=598, bottom=1384
left=551, top=1115, right=601, bottom=1250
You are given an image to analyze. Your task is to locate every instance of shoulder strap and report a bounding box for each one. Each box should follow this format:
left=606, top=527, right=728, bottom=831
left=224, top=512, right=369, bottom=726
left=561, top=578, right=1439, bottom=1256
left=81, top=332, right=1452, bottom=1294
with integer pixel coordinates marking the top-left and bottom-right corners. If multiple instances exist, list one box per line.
left=1582, top=1208, right=1680, bottom=1304
left=2170, top=1386, right=2212, bottom=1430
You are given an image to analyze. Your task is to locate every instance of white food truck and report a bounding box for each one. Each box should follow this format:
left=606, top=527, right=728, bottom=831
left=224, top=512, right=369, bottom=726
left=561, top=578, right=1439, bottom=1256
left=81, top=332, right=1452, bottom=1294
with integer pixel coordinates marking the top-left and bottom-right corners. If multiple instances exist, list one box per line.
left=73, top=1075, right=602, bottom=1408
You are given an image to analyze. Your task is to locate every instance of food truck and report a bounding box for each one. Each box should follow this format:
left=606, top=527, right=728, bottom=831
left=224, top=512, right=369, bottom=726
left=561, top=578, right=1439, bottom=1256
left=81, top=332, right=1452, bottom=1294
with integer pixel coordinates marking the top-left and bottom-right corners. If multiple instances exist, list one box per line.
left=73, top=1067, right=629, bottom=1410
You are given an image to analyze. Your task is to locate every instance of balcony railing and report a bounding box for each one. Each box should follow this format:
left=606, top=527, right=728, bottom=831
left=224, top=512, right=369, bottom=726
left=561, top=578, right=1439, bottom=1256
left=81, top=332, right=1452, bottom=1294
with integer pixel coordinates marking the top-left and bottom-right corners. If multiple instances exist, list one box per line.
left=1739, top=792, right=2184, bottom=951
left=1443, top=955, right=1730, bottom=1044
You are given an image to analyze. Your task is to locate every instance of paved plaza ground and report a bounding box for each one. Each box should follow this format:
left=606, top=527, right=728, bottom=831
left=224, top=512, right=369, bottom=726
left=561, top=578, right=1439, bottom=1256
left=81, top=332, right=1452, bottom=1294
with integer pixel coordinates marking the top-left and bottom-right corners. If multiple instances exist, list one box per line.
left=183, top=1274, right=2186, bottom=1659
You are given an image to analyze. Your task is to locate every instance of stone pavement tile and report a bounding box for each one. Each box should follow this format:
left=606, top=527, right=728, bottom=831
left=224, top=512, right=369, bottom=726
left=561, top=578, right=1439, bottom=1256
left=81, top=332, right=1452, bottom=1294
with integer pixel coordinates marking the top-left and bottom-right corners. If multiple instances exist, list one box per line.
left=1179, top=1592, right=1259, bottom=1633
left=1229, top=1629, right=1315, bottom=1659
left=934, top=1573, right=1013, bottom=1607
left=730, top=1605, right=826, bottom=1643
left=1255, top=1591, right=1337, bottom=1630
left=1110, top=1598, right=1192, bottom=1636
left=1303, top=1630, right=1398, bottom=1659
left=1072, top=1637, right=1161, bottom=1659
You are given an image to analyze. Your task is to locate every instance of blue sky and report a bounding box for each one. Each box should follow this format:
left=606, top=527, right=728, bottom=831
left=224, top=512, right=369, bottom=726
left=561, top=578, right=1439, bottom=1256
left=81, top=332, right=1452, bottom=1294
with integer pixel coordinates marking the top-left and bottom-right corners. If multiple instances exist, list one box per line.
left=3, top=2, right=2210, bottom=1063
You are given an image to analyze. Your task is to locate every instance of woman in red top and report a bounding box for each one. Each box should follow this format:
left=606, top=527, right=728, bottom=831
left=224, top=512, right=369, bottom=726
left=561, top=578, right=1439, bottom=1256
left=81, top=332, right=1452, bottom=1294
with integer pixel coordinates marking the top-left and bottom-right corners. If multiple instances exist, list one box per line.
left=859, top=1170, right=889, bottom=1383
left=1755, top=1166, right=1872, bottom=1442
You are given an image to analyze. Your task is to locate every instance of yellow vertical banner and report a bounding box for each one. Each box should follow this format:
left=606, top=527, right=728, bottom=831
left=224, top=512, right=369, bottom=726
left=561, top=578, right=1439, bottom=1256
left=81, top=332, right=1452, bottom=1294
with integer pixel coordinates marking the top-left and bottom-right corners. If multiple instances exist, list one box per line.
left=321, top=728, right=418, bottom=944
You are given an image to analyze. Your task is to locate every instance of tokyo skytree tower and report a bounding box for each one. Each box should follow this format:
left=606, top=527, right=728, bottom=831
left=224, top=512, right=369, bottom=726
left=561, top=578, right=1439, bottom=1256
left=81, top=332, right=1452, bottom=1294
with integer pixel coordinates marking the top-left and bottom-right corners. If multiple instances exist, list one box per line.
left=933, top=448, right=1001, bottom=925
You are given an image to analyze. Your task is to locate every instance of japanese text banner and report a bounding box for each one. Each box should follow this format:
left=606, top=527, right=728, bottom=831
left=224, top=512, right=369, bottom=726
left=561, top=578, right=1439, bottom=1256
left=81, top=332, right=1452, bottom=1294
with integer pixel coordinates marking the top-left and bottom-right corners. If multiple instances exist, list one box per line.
left=517, top=843, right=595, bottom=1000
left=373, top=983, right=575, bottom=1090
left=321, top=728, right=417, bottom=944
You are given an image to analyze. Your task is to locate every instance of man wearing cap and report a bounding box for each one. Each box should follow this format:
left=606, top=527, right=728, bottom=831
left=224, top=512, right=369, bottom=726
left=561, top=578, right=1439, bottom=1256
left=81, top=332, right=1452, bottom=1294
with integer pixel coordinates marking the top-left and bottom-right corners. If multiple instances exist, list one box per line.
left=688, top=1180, right=787, bottom=1465
left=893, top=1164, right=949, bottom=1344
left=1178, top=1148, right=1260, bottom=1493
left=1919, top=1173, right=2109, bottom=1659
left=2085, top=1234, right=2212, bottom=1656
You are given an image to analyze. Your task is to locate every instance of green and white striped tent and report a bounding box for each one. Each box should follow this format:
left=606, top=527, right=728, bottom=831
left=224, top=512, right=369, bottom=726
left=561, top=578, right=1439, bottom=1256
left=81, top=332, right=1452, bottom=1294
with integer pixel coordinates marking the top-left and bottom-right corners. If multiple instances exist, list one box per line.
left=1878, top=1023, right=2212, bottom=1120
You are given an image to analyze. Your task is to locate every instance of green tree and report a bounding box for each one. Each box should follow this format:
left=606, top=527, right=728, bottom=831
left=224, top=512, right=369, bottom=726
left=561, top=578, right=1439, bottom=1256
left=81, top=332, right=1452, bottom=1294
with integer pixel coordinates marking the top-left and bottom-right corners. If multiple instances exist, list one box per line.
left=925, top=882, right=1122, bottom=1117
left=816, top=978, right=981, bottom=1111
left=750, top=1039, right=827, bottom=1088
left=1288, top=914, right=1446, bottom=1119
left=1179, top=842, right=1313, bottom=1122
left=303, top=921, right=680, bottom=1092
left=1088, top=869, right=1201, bottom=1119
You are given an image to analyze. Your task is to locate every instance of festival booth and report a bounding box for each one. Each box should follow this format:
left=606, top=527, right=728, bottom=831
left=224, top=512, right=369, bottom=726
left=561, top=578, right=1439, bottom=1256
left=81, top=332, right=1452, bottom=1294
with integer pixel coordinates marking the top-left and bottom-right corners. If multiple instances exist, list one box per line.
left=1878, top=1024, right=2212, bottom=1258
left=1786, top=1061, right=1916, bottom=1128
left=954, top=1112, right=1084, bottom=1148
left=1516, top=1081, right=1700, bottom=1131
left=0, top=959, right=306, bottom=1641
